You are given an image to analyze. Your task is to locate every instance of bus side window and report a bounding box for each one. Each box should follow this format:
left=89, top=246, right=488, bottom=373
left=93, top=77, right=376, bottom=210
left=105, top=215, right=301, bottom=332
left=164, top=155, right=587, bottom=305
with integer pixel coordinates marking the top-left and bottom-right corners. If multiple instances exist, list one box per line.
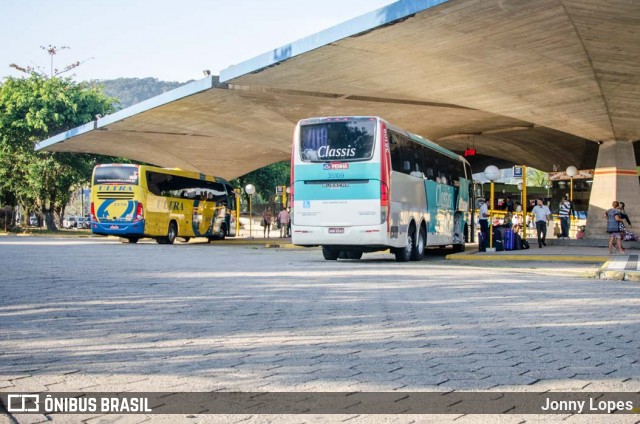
left=425, top=168, right=434, bottom=180
left=389, top=133, right=403, bottom=172
left=146, top=171, right=163, bottom=196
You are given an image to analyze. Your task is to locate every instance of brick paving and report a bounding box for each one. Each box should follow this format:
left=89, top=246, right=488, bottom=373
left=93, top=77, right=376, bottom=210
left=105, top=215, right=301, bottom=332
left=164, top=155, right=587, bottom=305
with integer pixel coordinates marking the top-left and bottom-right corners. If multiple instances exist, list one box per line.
left=1, top=237, right=639, bottom=423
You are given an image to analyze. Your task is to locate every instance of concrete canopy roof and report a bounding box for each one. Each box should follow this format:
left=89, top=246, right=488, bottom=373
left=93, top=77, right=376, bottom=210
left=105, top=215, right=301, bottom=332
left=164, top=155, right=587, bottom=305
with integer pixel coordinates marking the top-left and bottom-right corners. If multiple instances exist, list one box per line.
left=38, top=0, right=640, bottom=179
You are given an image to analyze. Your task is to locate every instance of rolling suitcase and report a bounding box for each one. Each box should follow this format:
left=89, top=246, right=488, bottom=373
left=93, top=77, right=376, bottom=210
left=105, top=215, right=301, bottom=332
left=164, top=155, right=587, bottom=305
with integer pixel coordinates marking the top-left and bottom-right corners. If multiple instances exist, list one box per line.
left=504, top=229, right=515, bottom=251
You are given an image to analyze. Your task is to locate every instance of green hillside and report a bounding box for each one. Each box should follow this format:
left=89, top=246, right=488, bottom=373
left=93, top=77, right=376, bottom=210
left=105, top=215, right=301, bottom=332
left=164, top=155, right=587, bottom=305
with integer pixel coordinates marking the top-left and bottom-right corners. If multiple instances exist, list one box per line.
left=91, top=77, right=193, bottom=110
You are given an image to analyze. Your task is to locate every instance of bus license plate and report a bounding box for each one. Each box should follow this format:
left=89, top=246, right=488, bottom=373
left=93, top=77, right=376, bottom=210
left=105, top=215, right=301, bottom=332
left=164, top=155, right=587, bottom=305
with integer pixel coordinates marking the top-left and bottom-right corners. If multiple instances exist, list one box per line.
left=110, top=225, right=119, bottom=230
left=328, top=228, right=344, bottom=234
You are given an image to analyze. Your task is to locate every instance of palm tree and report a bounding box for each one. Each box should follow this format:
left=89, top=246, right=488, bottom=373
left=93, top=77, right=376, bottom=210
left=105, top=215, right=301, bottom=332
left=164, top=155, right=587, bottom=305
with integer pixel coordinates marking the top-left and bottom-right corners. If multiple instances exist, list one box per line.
left=527, top=168, right=549, bottom=188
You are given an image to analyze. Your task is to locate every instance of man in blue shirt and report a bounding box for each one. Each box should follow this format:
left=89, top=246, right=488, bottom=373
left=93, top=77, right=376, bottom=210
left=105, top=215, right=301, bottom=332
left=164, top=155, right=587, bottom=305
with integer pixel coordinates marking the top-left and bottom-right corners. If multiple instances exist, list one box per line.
left=532, top=198, right=551, bottom=248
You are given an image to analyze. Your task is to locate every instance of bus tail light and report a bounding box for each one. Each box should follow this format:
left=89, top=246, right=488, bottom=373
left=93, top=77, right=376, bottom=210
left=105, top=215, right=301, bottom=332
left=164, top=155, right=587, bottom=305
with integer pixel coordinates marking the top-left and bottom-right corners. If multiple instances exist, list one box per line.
left=380, top=182, right=389, bottom=206
left=90, top=202, right=96, bottom=222
left=380, top=183, right=389, bottom=224
left=380, top=121, right=391, bottom=227
left=133, top=202, right=144, bottom=222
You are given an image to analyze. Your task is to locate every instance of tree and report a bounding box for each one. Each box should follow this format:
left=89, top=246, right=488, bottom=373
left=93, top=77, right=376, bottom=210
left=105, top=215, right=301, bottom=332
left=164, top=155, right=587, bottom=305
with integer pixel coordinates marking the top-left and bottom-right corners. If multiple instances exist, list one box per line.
left=527, top=168, right=549, bottom=188
left=0, top=73, right=115, bottom=229
left=90, top=77, right=189, bottom=110
left=231, top=162, right=291, bottom=206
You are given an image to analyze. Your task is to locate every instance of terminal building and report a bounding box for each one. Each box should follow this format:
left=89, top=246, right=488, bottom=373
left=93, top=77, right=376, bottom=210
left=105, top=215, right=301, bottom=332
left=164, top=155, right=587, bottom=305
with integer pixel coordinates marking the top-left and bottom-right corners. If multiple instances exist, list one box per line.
left=37, top=0, right=640, bottom=238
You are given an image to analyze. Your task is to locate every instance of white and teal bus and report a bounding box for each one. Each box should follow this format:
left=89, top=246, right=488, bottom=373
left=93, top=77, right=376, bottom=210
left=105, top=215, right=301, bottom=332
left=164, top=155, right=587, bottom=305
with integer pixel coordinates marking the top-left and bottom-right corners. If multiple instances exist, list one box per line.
left=290, top=116, right=473, bottom=261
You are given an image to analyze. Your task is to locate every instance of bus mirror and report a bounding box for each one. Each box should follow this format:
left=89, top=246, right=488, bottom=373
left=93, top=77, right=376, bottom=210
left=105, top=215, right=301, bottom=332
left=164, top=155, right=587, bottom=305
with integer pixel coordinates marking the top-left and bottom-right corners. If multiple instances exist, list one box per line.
left=474, top=185, right=483, bottom=199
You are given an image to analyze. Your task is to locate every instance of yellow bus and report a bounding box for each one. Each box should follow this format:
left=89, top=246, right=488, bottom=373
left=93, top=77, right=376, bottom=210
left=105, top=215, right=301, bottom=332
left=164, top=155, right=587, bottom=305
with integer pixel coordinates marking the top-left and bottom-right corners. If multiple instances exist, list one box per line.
left=90, top=164, right=237, bottom=244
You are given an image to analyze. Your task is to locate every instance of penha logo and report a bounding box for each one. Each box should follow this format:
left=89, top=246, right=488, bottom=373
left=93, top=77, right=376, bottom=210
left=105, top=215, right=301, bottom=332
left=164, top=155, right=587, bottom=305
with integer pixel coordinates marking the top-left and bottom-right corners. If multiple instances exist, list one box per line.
left=329, top=162, right=349, bottom=170
left=323, top=162, right=349, bottom=170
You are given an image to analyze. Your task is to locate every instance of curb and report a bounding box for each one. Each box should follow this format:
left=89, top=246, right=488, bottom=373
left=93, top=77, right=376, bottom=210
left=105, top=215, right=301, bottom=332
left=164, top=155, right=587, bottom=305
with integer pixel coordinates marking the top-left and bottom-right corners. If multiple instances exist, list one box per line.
left=0, top=231, right=93, bottom=238
left=446, top=252, right=610, bottom=262
left=265, top=243, right=299, bottom=249
left=596, top=256, right=640, bottom=281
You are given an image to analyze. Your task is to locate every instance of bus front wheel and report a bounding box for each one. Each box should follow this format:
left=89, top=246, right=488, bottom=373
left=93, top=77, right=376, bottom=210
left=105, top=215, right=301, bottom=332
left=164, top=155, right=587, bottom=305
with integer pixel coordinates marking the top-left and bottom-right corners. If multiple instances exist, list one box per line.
left=322, top=247, right=339, bottom=260
left=126, top=237, right=139, bottom=244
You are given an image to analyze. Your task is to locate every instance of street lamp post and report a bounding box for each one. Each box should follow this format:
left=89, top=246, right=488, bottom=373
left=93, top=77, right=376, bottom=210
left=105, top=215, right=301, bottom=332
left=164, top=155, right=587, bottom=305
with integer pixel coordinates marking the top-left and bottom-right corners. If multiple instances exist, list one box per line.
left=566, top=166, right=577, bottom=202
left=566, top=166, right=578, bottom=238
left=517, top=181, right=527, bottom=240
left=484, top=165, right=500, bottom=251
left=245, top=184, right=255, bottom=238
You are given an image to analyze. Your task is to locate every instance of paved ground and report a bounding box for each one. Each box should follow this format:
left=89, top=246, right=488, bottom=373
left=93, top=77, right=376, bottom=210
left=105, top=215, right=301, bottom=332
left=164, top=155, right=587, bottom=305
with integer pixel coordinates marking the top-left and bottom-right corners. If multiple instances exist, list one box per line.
left=1, top=237, right=639, bottom=423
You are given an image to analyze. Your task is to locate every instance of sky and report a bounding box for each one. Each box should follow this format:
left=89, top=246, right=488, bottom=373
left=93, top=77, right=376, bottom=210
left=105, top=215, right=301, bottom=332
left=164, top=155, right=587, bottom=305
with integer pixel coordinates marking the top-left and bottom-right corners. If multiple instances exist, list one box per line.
left=1, top=0, right=397, bottom=83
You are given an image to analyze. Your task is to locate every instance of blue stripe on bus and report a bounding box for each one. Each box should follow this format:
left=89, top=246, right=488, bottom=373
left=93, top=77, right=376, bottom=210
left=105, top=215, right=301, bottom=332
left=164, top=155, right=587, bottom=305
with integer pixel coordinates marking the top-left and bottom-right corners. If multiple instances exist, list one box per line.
left=425, top=180, right=456, bottom=233
left=96, top=199, right=114, bottom=219
left=120, top=200, right=135, bottom=219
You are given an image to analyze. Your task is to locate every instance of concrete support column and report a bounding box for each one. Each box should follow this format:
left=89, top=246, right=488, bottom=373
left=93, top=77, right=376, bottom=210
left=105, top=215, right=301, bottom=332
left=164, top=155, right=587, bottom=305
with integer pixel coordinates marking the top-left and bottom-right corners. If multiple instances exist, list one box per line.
left=586, top=140, right=639, bottom=239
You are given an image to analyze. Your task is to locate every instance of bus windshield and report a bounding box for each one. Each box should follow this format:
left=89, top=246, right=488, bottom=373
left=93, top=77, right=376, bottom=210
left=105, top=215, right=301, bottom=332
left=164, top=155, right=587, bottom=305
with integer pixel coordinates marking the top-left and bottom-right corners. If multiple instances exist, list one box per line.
left=299, top=118, right=376, bottom=162
left=93, top=166, right=139, bottom=185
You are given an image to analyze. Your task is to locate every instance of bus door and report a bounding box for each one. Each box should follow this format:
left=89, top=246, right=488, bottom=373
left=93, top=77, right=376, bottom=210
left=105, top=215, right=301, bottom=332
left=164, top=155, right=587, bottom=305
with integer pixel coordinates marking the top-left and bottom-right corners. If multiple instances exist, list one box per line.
left=225, top=185, right=237, bottom=237
left=453, top=177, right=470, bottom=244
left=191, top=191, right=216, bottom=236
left=456, top=178, right=470, bottom=212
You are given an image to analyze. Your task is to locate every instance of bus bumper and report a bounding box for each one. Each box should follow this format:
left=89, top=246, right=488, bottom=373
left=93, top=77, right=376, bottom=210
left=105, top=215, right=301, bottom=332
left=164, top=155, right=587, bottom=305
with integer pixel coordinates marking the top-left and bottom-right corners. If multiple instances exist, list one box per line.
left=291, top=224, right=389, bottom=246
left=92, top=220, right=145, bottom=236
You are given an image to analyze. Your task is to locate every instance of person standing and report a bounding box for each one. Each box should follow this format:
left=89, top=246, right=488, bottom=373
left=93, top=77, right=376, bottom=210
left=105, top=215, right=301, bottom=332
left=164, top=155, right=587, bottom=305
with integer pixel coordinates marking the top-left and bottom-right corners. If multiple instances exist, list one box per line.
left=277, top=207, right=290, bottom=238
left=262, top=209, right=272, bottom=238
left=505, top=196, right=514, bottom=213
left=605, top=201, right=625, bottom=254
left=558, top=196, right=571, bottom=239
left=532, top=198, right=551, bottom=248
left=478, top=198, right=490, bottom=250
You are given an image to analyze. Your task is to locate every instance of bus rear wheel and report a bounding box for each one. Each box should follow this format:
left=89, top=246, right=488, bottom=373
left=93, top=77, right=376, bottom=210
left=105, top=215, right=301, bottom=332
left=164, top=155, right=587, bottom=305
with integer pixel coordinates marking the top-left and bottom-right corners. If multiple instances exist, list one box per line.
left=347, top=250, right=363, bottom=260
left=411, top=226, right=425, bottom=261
left=157, top=221, right=177, bottom=245
left=126, top=237, right=139, bottom=244
left=394, top=226, right=414, bottom=262
left=322, top=246, right=339, bottom=260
